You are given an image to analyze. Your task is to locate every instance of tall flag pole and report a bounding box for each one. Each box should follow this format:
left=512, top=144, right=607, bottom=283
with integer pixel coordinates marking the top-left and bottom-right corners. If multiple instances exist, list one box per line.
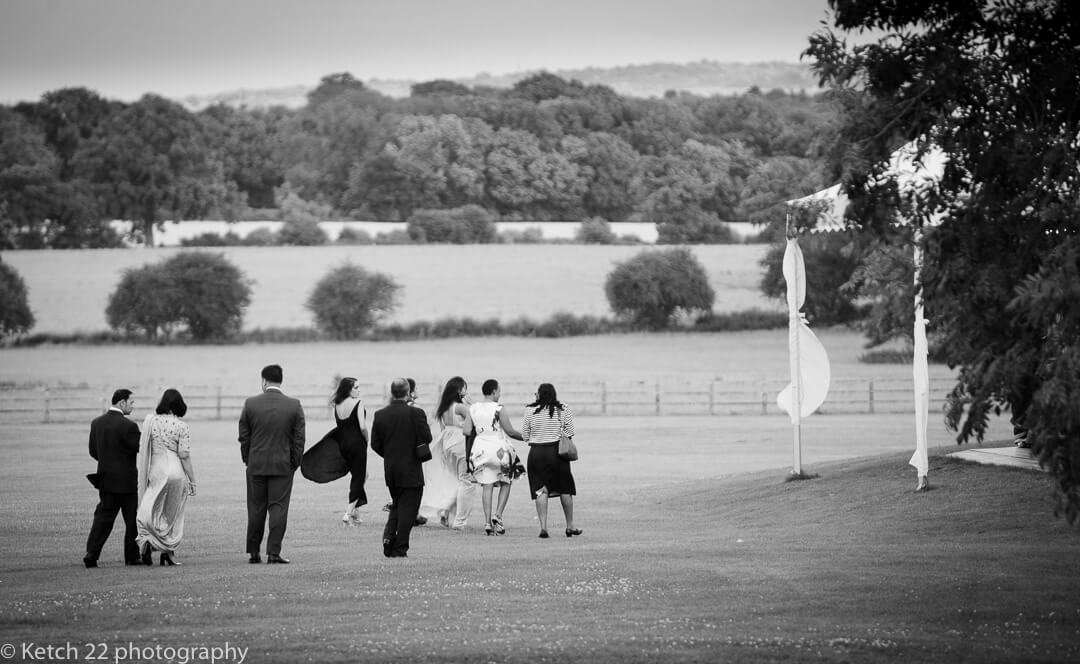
left=778, top=218, right=832, bottom=476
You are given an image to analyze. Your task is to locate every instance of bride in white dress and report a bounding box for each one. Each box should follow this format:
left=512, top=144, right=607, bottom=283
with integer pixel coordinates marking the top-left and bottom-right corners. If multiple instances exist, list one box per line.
left=419, top=377, right=477, bottom=528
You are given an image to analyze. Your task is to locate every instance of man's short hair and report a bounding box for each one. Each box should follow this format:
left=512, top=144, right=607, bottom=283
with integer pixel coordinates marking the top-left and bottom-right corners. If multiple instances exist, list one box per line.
left=481, top=379, right=499, bottom=396
left=111, top=389, right=132, bottom=405
left=261, top=364, right=283, bottom=384
left=390, top=377, right=410, bottom=399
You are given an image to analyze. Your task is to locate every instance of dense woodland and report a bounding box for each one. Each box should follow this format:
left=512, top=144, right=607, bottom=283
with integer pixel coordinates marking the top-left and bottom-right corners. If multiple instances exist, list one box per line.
left=0, top=71, right=837, bottom=248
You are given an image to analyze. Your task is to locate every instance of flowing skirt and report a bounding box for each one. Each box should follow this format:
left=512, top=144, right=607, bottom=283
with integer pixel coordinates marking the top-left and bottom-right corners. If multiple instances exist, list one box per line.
left=136, top=451, right=188, bottom=553
left=419, top=426, right=465, bottom=519
left=470, top=434, right=521, bottom=485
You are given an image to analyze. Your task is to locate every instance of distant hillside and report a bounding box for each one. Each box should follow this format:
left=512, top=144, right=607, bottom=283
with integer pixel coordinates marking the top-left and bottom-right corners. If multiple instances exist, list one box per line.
left=177, top=60, right=821, bottom=111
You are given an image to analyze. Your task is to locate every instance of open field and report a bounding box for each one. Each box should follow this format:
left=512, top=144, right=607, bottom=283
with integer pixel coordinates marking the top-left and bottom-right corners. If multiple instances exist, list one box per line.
left=2, top=244, right=779, bottom=335
left=1, top=413, right=1077, bottom=663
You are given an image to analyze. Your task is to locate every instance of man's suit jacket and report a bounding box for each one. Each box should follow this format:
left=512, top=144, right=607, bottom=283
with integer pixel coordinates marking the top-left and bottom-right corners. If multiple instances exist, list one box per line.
left=239, top=388, right=306, bottom=475
left=371, top=400, right=432, bottom=489
left=88, top=409, right=141, bottom=493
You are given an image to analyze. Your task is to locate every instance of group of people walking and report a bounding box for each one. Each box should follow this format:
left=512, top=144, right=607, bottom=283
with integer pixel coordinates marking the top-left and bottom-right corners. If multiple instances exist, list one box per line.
left=82, top=365, right=580, bottom=567
left=421, top=376, right=582, bottom=540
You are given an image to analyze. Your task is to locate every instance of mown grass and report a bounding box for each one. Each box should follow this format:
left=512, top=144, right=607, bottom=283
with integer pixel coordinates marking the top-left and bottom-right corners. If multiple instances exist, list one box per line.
left=1, top=414, right=1076, bottom=663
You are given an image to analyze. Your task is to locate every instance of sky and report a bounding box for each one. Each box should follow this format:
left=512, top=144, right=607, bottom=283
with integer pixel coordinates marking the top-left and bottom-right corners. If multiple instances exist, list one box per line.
left=0, top=0, right=845, bottom=104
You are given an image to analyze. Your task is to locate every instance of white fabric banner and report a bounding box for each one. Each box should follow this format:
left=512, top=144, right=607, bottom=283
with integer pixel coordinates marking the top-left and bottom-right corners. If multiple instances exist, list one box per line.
left=777, top=239, right=831, bottom=421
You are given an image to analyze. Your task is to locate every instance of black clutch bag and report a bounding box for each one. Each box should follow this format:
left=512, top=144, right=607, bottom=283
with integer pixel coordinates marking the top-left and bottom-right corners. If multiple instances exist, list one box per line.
left=415, top=442, right=432, bottom=462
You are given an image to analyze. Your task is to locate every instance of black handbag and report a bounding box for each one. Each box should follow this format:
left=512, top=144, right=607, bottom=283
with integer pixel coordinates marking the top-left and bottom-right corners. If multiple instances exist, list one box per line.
left=557, top=411, right=579, bottom=461
left=415, top=441, right=432, bottom=462
left=557, top=434, right=579, bottom=461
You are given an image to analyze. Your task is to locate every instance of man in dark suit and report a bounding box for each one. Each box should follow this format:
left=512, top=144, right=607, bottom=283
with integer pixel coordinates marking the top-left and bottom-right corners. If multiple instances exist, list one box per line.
left=84, top=389, right=142, bottom=568
left=371, top=377, right=432, bottom=558
left=239, top=364, right=305, bottom=564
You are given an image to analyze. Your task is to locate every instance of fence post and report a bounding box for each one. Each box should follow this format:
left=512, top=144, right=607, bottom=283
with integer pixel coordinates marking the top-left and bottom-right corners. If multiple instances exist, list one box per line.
left=868, top=380, right=875, bottom=414
left=709, top=381, right=716, bottom=416
left=43, top=387, right=51, bottom=423
left=761, top=382, right=769, bottom=415
left=655, top=381, right=661, bottom=415
left=600, top=382, right=607, bottom=415
left=216, top=385, right=223, bottom=420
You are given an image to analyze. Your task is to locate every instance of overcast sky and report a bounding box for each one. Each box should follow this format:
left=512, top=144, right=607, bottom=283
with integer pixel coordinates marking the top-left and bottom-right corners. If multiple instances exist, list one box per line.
left=0, top=0, right=845, bottom=104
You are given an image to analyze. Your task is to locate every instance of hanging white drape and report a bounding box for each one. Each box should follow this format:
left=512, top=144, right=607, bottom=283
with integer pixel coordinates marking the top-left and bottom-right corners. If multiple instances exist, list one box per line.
left=777, top=238, right=831, bottom=420
left=909, top=234, right=930, bottom=478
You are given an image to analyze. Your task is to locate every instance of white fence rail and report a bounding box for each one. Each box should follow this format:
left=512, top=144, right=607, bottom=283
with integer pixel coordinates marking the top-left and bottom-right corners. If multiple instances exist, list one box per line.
left=0, top=377, right=956, bottom=424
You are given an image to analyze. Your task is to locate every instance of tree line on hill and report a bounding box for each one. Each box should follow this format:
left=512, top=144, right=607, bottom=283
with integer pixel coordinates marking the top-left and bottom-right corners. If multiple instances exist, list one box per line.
left=0, top=71, right=836, bottom=249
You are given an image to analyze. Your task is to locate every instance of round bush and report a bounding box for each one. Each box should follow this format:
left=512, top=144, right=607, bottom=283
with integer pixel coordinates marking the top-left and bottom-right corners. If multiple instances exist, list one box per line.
left=105, top=252, right=252, bottom=341
left=0, top=260, right=35, bottom=337
left=406, top=205, right=496, bottom=244
left=576, top=217, right=616, bottom=244
left=604, top=247, right=715, bottom=329
left=277, top=219, right=329, bottom=246
left=306, top=262, right=400, bottom=339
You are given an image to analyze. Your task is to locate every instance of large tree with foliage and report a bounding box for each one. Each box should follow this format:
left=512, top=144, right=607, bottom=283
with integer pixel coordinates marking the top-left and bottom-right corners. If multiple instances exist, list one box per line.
left=806, top=0, right=1080, bottom=522
left=73, top=95, right=230, bottom=246
left=605, top=248, right=715, bottom=329
left=106, top=252, right=251, bottom=341
left=306, top=262, right=400, bottom=339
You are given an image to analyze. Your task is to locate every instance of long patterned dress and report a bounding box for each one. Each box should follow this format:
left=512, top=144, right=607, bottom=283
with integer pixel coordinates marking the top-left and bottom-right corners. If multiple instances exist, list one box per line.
left=136, top=414, right=191, bottom=554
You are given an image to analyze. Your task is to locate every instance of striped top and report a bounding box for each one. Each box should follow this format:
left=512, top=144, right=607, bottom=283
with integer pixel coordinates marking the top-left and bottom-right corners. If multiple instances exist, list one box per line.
left=521, top=405, right=575, bottom=445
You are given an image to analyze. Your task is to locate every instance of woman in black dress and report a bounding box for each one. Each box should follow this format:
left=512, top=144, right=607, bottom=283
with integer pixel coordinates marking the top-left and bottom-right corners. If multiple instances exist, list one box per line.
left=332, top=377, right=369, bottom=525
left=521, top=383, right=581, bottom=539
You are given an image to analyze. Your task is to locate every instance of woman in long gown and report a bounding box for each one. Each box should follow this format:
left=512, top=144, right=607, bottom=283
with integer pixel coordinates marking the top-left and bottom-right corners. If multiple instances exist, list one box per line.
left=469, top=378, right=524, bottom=536
left=332, top=377, right=369, bottom=526
left=419, top=377, right=475, bottom=528
left=136, top=389, right=196, bottom=566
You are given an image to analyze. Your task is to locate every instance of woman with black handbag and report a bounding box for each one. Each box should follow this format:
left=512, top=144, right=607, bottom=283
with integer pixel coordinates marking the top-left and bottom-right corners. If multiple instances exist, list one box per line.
left=521, top=383, right=581, bottom=539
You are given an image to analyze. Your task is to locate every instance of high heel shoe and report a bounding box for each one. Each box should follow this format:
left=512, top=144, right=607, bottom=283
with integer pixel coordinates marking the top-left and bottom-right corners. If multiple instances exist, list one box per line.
left=565, top=528, right=582, bottom=538
left=492, top=515, right=505, bottom=535
left=538, top=529, right=549, bottom=538
left=140, top=542, right=153, bottom=566
left=485, top=523, right=495, bottom=536
left=159, top=552, right=180, bottom=566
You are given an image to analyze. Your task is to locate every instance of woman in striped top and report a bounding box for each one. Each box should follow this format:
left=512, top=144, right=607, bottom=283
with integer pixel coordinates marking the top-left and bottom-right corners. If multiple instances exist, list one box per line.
left=521, top=383, right=581, bottom=539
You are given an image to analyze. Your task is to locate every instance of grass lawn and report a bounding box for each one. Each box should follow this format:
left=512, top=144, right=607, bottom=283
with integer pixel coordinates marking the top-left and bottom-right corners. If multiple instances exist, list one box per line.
left=1, top=413, right=1077, bottom=663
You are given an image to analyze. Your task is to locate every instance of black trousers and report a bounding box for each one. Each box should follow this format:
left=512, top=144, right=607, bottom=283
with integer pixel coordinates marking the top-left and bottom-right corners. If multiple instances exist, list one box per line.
left=246, top=473, right=294, bottom=556
left=382, top=485, right=423, bottom=556
left=85, top=490, right=139, bottom=563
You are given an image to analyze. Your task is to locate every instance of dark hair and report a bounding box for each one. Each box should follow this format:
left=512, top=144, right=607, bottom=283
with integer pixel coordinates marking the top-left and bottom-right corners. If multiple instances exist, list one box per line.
left=435, top=376, right=467, bottom=420
left=261, top=364, right=283, bottom=384
left=407, top=377, right=416, bottom=394
left=111, top=389, right=132, bottom=405
left=332, top=377, right=357, bottom=406
left=155, top=388, right=187, bottom=417
left=481, top=379, right=499, bottom=396
left=527, top=383, right=564, bottom=418
left=389, top=377, right=409, bottom=399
